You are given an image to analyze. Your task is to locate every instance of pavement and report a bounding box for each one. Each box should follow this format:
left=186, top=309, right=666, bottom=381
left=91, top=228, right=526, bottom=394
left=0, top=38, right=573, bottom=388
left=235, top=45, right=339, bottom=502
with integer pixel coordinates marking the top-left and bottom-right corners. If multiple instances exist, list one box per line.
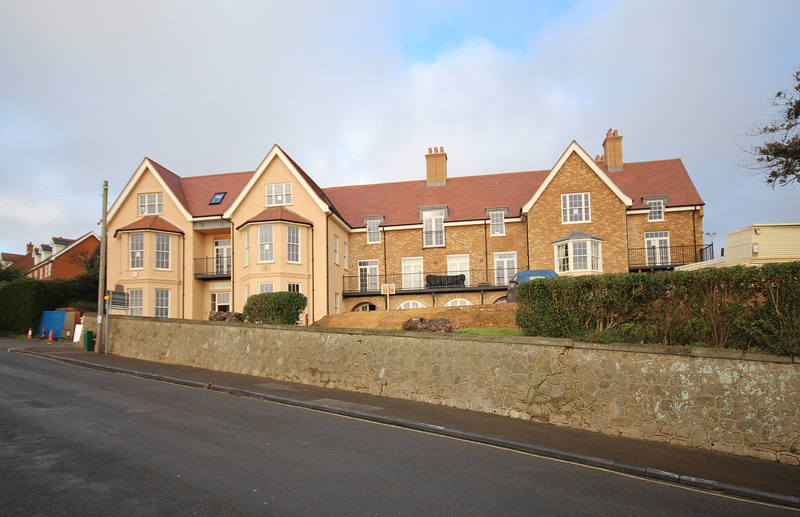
left=6, top=338, right=800, bottom=508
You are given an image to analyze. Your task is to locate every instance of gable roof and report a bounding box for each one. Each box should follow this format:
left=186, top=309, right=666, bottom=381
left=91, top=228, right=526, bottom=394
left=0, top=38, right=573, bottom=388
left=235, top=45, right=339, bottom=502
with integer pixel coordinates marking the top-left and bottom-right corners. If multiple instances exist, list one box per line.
left=109, top=140, right=703, bottom=231
left=24, top=232, right=99, bottom=272
left=107, top=158, right=194, bottom=221
left=223, top=144, right=345, bottom=223
left=522, top=141, right=633, bottom=214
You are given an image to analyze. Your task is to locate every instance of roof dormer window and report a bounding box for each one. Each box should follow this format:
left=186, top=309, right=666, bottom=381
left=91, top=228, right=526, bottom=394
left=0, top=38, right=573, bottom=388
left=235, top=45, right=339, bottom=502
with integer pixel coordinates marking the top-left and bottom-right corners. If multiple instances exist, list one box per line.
left=209, top=192, right=226, bottom=205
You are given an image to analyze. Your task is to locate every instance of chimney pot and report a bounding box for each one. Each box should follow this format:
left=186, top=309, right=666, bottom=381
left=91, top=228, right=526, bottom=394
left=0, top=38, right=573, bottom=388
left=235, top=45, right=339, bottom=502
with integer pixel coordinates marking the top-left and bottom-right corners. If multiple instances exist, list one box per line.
left=428, top=147, right=432, bottom=154
left=613, top=129, right=618, bottom=137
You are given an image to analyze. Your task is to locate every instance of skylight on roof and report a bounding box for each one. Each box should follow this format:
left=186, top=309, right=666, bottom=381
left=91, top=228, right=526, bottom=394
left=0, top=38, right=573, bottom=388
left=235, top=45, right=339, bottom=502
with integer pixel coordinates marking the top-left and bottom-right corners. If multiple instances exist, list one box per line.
left=209, top=192, right=226, bottom=205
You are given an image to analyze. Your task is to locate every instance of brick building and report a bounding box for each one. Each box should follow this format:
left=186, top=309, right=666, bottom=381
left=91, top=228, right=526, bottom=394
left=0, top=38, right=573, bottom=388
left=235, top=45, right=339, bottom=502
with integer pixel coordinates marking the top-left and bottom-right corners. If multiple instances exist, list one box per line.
left=25, top=233, right=100, bottom=280
left=105, top=129, right=708, bottom=320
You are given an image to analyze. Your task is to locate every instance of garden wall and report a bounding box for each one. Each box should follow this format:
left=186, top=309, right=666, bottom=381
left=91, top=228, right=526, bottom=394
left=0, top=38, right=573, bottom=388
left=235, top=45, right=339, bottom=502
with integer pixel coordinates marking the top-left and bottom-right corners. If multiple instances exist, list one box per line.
left=106, top=315, right=800, bottom=464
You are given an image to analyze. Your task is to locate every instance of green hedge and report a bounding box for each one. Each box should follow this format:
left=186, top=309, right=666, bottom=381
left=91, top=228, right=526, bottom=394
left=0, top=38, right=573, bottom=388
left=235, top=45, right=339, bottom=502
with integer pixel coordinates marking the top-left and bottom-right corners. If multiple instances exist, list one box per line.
left=242, top=291, right=308, bottom=325
left=0, top=272, right=99, bottom=333
left=515, top=262, right=800, bottom=356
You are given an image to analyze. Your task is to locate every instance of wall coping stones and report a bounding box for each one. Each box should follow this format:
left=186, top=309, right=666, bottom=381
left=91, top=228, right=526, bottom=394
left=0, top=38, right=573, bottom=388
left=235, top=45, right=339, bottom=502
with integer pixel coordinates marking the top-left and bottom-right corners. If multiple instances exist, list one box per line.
left=110, top=314, right=796, bottom=366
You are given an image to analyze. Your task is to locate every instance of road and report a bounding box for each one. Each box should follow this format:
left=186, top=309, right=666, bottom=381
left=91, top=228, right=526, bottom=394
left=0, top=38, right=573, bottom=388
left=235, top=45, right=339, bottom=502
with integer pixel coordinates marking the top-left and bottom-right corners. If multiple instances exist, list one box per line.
left=1, top=349, right=795, bottom=516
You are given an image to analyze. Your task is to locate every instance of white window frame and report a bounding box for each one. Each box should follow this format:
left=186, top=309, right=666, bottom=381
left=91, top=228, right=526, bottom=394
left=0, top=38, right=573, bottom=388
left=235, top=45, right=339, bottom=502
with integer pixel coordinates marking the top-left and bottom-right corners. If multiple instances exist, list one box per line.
left=444, top=298, right=472, bottom=307
left=343, top=242, right=348, bottom=269
left=287, top=226, right=300, bottom=263
left=447, top=254, right=470, bottom=286
left=494, top=252, right=517, bottom=285
left=129, top=288, right=143, bottom=316
left=155, top=234, right=170, bottom=270
left=334, top=293, right=340, bottom=314
left=366, top=219, right=381, bottom=244
left=554, top=239, right=603, bottom=273
left=288, top=282, right=301, bottom=293
left=258, top=282, right=274, bottom=293
left=398, top=300, right=425, bottom=310
left=647, top=200, right=665, bottom=221
left=138, top=193, right=163, bottom=215
left=244, top=284, right=250, bottom=301
left=561, top=193, right=591, bottom=223
left=265, top=183, right=292, bottom=207
left=129, top=233, right=144, bottom=269
left=154, top=289, right=169, bottom=318
left=401, top=257, right=424, bottom=290
left=334, top=235, right=339, bottom=265
left=244, top=228, right=250, bottom=267
left=210, top=292, right=231, bottom=312
left=258, top=224, right=273, bottom=263
left=489, top=211, right=505, bottom=236
left=358, top=259, right=379, bottom=292
left=645, top=231, right=671, bottom=266
left=423, top=209, right=445, bottom=248
left=214, top=238, right=231, bottom=275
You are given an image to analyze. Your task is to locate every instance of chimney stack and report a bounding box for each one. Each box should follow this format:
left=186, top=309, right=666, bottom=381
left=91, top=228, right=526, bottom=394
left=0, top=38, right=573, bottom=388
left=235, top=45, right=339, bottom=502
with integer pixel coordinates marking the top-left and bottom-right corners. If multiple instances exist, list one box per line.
left=602, top=128, right=623, bottom=171
left=26, top=242, right=34, bottom=254
left=425, top=146, right=447, bottom=186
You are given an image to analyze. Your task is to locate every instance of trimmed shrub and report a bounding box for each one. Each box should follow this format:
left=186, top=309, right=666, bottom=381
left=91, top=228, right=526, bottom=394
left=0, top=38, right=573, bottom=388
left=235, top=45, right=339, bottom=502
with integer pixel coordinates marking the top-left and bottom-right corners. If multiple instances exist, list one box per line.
left=243, top=291, right=307, bottom=325
left=0, top=271, right=99, bottom=333
left=0, top=276, right=50, bottom=333
left=514, top=262, right=800, bottom=356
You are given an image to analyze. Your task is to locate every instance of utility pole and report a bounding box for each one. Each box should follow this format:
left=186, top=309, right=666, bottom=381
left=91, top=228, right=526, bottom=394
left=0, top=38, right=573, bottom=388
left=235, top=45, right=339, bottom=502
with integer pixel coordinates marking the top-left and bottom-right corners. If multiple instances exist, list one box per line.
left=95, top=180, right=108, bottom=353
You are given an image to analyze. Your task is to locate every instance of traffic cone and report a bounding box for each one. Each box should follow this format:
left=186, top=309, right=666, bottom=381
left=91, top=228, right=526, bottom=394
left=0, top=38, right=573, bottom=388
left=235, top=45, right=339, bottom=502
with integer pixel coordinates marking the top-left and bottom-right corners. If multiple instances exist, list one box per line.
left=27, top=328, right=32, bottom=339
left=47, top=329, right=54, bottom=341
left=40, top=328, right=45, bottom=339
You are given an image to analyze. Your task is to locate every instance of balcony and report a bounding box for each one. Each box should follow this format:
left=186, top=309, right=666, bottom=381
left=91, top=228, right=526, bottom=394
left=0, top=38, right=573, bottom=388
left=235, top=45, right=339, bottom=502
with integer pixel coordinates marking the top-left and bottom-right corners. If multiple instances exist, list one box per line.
left=628, top=243, right=713, bottom=272
left=194, top=257, right=231, bottom=280
left=343, top=268, right=512, bottom=296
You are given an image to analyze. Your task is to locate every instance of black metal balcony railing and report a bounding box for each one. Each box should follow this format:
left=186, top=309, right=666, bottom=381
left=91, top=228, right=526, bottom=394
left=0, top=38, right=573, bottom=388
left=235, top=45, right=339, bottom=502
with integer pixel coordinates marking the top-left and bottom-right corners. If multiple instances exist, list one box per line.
left=194, top=257, right=232, bottom=279
left=628, top=243, right=713, bottom=271
left=343, top=268, right=513, bottom=295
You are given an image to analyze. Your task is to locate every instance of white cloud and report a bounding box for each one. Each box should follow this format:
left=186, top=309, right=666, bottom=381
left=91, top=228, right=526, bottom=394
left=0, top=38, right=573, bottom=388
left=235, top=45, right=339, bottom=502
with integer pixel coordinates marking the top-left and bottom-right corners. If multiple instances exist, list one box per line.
left=0, top=0, right=798, bottom=255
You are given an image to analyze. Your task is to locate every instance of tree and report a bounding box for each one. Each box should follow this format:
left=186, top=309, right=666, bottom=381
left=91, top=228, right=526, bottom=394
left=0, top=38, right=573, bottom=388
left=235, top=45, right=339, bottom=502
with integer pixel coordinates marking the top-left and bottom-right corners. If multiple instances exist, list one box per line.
left=744, top=67, right=800, bottom=188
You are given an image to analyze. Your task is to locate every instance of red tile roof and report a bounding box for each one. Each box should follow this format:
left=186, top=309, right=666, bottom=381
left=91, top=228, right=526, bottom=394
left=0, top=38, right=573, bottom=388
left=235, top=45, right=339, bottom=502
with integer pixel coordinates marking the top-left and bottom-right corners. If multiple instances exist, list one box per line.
left=605, top=159, right=704, bottom=209
left=180, top=171, right=254, bottom=217
left=141, top=149, right=703, bottom=230
left=322, top=158, right=702, bottom=227
left=114, top=216, right=185, bottom=236
left=323, top=170, right=548, bottom=227
left=237, top=207, right=314, bottom=229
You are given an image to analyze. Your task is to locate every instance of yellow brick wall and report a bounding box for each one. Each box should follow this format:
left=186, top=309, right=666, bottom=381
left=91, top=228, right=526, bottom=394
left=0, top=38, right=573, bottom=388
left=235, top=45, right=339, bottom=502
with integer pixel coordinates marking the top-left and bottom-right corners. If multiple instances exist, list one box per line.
left=527, top=152, right=629, bottom=273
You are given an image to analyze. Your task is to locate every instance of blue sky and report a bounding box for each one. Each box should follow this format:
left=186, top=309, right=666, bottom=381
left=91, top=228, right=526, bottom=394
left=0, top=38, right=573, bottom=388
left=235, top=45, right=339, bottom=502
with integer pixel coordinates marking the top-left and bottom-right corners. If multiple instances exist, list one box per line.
left=0, top=0, right=798, bottom=257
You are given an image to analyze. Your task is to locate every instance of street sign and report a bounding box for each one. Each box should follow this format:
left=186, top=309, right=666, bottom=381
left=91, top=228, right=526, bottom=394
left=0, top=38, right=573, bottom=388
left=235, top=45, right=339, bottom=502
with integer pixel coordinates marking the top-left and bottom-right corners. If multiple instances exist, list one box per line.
left=107, top=290, right=129, bottom=310
left=381, top=284, right=396, bottom=295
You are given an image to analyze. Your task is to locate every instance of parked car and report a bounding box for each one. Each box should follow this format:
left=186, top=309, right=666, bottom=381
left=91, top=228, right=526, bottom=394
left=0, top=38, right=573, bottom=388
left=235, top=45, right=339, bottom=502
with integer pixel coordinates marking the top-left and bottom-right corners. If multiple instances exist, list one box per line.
left=506, top=269, right=558, bottom=303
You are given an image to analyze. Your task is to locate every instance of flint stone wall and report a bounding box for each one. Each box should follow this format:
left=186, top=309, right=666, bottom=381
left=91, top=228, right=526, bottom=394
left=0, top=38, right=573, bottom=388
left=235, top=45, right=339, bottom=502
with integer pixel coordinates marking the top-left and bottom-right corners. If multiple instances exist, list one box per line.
left=107, top=315, right=800, bottom=464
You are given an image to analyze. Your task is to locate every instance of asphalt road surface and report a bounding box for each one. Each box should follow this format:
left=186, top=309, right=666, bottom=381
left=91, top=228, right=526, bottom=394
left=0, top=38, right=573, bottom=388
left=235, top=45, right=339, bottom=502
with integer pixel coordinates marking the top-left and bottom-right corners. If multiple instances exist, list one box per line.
left=1, top=349, right=796, bottom=516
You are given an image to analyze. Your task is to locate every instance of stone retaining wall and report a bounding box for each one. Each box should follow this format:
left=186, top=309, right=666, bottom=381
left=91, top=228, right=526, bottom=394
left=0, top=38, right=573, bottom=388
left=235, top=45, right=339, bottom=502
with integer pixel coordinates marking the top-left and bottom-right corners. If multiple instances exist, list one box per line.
left=106, top=315, right=800, bottom=464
